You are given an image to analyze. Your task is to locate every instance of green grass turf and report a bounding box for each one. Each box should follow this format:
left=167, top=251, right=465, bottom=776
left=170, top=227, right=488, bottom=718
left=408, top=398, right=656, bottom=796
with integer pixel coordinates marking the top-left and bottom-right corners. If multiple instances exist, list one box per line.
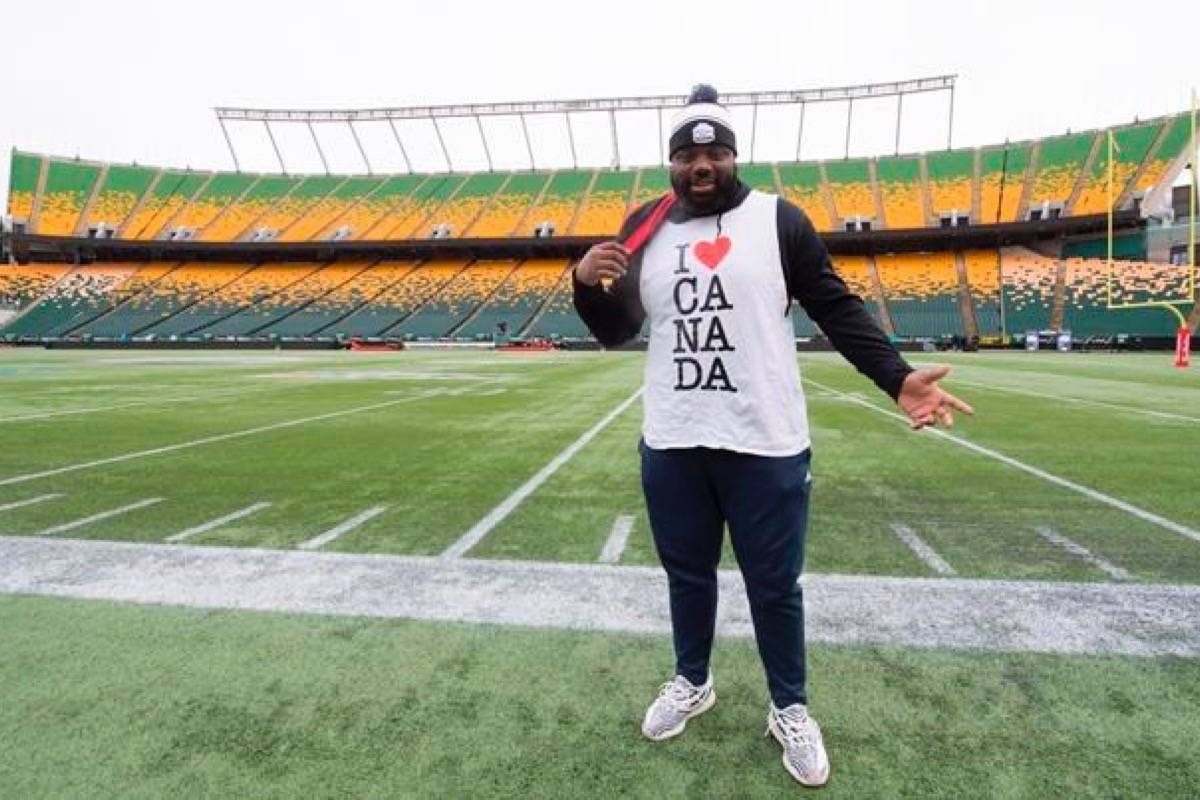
left=0, top=349, right=1198, bottom=582
left=1, top=594, right=1197, bottom=799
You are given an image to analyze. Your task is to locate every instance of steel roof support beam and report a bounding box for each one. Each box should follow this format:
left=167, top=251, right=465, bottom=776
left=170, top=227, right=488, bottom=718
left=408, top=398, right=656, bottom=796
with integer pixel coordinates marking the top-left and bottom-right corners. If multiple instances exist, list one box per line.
left=609, top=110, right=619, bottom=169
left=218, top=117, right=241, bottom=173
left=795, top=102, right=806, bottom=161
left=475, top=115, right=493, bottom=172
left=520, top=113, right=535, bottom=170
left=844, top=99, right=854, bottom=160
left=947, top=83, right=956, bottom=150
left=565, top=113, right=578, bottom=170
left=432, top=118, right=453, bottom=172
left=348, top=122, right=372, bottom=175
left=658, top=108, right=664, bottom=167
left=387, top=119, right=412, bottom=174
left=750, top=103, right=759, bottom=163
left=211, top=75, right=958, bottom=173
left=308, top=122, right=330, bottom=175
left=214, top=75, right=958, bottom=123
left=264, top=121, right=287, bottom=174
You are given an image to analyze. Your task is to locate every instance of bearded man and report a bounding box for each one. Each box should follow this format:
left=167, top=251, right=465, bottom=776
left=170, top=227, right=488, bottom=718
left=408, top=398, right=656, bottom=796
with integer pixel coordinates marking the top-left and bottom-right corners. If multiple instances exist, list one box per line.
left=573, top=84, right=971, bottom=787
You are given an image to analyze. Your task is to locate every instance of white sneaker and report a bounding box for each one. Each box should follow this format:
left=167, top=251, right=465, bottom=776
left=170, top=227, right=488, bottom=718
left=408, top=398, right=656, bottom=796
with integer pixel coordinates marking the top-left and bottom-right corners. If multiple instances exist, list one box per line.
left=640, top=673, right=715, bottom=741
left=766, top=703, right=831, bottom=787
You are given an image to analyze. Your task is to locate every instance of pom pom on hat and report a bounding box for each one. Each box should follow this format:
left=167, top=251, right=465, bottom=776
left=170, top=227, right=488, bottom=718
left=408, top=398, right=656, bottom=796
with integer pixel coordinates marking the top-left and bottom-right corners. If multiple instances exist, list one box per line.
left=687, top=83, right=721, bottom=104
left=669, top=84, right=737, bottom=158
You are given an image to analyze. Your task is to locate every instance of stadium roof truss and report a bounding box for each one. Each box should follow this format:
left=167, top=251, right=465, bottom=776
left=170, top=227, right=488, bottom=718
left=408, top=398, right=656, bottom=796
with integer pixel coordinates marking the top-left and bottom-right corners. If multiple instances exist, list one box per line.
left=214, top=75, right=957, bottom=175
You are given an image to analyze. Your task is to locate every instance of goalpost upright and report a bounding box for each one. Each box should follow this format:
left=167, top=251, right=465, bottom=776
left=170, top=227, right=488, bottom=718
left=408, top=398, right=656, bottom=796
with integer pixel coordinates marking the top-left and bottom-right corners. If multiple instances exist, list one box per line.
left=1105, top=89, right=1196, bottom=367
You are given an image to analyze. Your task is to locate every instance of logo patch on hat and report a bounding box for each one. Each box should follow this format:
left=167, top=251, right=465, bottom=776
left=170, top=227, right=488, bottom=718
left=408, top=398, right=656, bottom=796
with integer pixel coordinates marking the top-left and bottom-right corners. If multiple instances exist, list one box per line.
left=692, top=122, right=715, bottom=144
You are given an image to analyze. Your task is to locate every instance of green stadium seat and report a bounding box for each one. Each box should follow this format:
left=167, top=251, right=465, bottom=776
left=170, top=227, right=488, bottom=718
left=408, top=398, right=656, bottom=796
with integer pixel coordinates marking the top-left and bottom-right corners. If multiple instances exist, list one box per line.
left=571, top=170, right=635, bottom=236
left=81, top=164, right=159, bottom=234
left=328, top=259, right=468, bottom=337
left=1061, top=258, right=1192, bottom=337
left=466, top=173, right=552, bottom=237
left=876, top=157, right=925, bottom=229
left=457, top=259, right=570, bottom=338
left=0, top=264, right=138, bottom=338
left=999, top=247, right=1057, bottom=332
left=925, top=149, right=974, bottom=222
left=525, top=263, right=592, bottom=339
left=34, top=159, right=103, bottom=235
left=397, top=260, right=518, bottom=338
left=876, top=252, right=964, bottom=337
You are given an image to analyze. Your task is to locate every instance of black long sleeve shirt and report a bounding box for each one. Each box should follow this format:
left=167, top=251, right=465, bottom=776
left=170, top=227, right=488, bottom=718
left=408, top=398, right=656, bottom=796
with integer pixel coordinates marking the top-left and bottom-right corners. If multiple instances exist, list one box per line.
left=573, top=180, right=913, bottom=400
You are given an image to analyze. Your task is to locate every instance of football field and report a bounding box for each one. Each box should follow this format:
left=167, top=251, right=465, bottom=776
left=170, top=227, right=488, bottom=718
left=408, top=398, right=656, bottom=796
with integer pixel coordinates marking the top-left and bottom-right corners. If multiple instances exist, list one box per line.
left=2, top=348, right=1198, bottom=797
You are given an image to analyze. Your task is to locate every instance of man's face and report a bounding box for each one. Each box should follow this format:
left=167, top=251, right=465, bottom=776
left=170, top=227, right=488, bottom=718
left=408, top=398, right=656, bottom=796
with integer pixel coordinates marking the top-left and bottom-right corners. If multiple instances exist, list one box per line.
left=669, top=144, right=737, bottom=214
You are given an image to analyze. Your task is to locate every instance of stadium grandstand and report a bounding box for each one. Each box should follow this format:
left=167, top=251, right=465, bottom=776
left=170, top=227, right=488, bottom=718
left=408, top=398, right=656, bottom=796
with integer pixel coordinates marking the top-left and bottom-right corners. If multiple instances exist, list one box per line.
left=1, top=78, right=1195, bottom=348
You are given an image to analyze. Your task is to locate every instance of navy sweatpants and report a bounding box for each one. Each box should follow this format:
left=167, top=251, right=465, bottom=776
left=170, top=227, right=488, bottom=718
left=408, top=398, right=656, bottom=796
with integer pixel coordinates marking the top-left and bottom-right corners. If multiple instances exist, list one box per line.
left=640, top=440, right=812, bottom=708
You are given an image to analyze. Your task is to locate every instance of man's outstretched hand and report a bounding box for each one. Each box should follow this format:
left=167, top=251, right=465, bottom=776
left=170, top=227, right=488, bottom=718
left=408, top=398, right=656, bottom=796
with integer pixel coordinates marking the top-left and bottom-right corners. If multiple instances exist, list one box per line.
left=897, top=365, right=974, bottom=429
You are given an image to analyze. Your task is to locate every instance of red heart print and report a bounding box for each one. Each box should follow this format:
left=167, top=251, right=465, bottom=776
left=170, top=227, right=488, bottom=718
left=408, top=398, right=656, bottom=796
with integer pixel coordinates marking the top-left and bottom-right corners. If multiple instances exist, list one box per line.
left=694, top=236, right=731, bottom=269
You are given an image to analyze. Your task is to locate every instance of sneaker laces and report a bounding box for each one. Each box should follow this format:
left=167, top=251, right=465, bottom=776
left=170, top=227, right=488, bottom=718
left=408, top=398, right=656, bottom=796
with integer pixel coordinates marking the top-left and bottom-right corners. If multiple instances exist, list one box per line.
left=774, top=705, right=816, bottom=749
left=657, top=676, right=702, bottom=710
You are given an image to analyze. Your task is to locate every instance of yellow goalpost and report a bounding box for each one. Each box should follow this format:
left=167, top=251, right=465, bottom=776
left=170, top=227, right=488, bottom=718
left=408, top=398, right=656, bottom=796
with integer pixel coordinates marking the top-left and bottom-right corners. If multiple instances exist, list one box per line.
left=1105, top=89, right=1197, bottom=367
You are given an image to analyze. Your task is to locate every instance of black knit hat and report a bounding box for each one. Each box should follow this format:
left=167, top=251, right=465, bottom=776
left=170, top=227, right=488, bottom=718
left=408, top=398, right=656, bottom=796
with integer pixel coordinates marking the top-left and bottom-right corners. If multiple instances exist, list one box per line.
left=668, top=84, right=737, bottom=159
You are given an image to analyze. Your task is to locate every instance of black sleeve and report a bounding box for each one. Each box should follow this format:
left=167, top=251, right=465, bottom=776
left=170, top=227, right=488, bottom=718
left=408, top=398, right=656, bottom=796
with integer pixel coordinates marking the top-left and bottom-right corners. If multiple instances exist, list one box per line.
left=777, top=197, right=913, bottom=400
left=571, top=202, right=655, bottom=348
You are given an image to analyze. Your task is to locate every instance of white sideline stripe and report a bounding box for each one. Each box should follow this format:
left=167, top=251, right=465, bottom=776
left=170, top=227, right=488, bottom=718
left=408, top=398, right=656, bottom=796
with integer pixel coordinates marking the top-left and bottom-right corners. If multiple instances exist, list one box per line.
left=804, top=378, right=1200, bottom=545
left=0, top=389, right=445, bottom=488
left=35, top=498, right=163, bottom=536
left=599, top=514, right=636, bottom=563
left=164, top=502, right=273, bottom=543
left=0, top=493, right=62, bottom=513
left=298, top=506, right=389, bottom=551
left=9, top=536, right=1200, bottom=657
left=890, top=523, right=956, bottom=575
left=1035, top=526, right=1133, bottom=582
left=441, top=387, right=644, bottom=560
left=951, top=378, right=1200, bottom=425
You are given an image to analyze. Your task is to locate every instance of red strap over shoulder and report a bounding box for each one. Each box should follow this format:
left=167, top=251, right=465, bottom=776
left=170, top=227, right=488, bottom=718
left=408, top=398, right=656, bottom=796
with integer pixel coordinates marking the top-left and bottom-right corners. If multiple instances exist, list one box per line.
left=620, top=193, right=676, bottom=255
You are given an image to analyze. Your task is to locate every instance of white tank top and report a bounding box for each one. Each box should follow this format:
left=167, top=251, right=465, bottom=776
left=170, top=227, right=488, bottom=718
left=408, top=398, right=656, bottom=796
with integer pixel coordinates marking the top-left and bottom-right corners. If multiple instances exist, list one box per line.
left=639, top=190, right=810, bottom=456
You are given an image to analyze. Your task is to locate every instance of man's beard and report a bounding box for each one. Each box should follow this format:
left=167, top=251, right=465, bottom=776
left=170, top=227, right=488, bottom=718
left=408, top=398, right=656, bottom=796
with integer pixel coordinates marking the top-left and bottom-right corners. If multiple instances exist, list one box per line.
left=671, top=168, right=739, bottom=215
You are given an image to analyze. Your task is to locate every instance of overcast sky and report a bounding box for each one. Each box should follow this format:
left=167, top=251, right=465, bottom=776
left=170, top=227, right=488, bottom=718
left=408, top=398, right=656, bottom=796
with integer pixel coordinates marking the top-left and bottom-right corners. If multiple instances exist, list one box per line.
left=3, top=0, right=1197, bottom=199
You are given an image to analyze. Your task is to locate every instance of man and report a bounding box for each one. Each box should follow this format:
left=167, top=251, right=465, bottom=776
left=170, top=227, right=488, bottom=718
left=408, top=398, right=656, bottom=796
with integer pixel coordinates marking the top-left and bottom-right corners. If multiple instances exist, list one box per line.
left=573, top=85, right=972, bottom=788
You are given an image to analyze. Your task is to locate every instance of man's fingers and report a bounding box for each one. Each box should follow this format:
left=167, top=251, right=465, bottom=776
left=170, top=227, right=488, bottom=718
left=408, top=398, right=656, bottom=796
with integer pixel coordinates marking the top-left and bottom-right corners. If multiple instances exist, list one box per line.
left=909, top=408, right=935, bottom=429
left=592, top=254, right=626, bottom=270
left=595, top=267, right=627, bottom=282
left=594, top=261, right=627, bottom=280
left=942, top=391, right=974, bottom=416
left=596, top=255, right=630, bottom=274
left=597, top=251, right=629, bottom=269
left=595, top=241, right=630, bottom=263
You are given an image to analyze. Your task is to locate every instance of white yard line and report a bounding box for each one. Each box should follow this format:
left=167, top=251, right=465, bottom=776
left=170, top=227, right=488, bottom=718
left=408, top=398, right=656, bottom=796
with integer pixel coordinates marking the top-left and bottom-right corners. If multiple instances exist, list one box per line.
left=441, top=388, right=643, bottom=560
left=599, top=514, right=636, bottom=564
left=950, top=378, right=1200, bottom=425
left=0, top=385, right=281, bottom=424
left=34, top=498, right=163, bottom=536
left=804, top=378, right=1200, bottom=544
left=298, top=506, right=389, bottom=551
left=164, top=502, right=273, bottom=543
left=1035, top=526, right=1134, bottom=581
left=890, top=523, right=956, bottom=575
left=0, top=389, right=445, bottom=488
left=0, top=493, right=62, bottom=513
